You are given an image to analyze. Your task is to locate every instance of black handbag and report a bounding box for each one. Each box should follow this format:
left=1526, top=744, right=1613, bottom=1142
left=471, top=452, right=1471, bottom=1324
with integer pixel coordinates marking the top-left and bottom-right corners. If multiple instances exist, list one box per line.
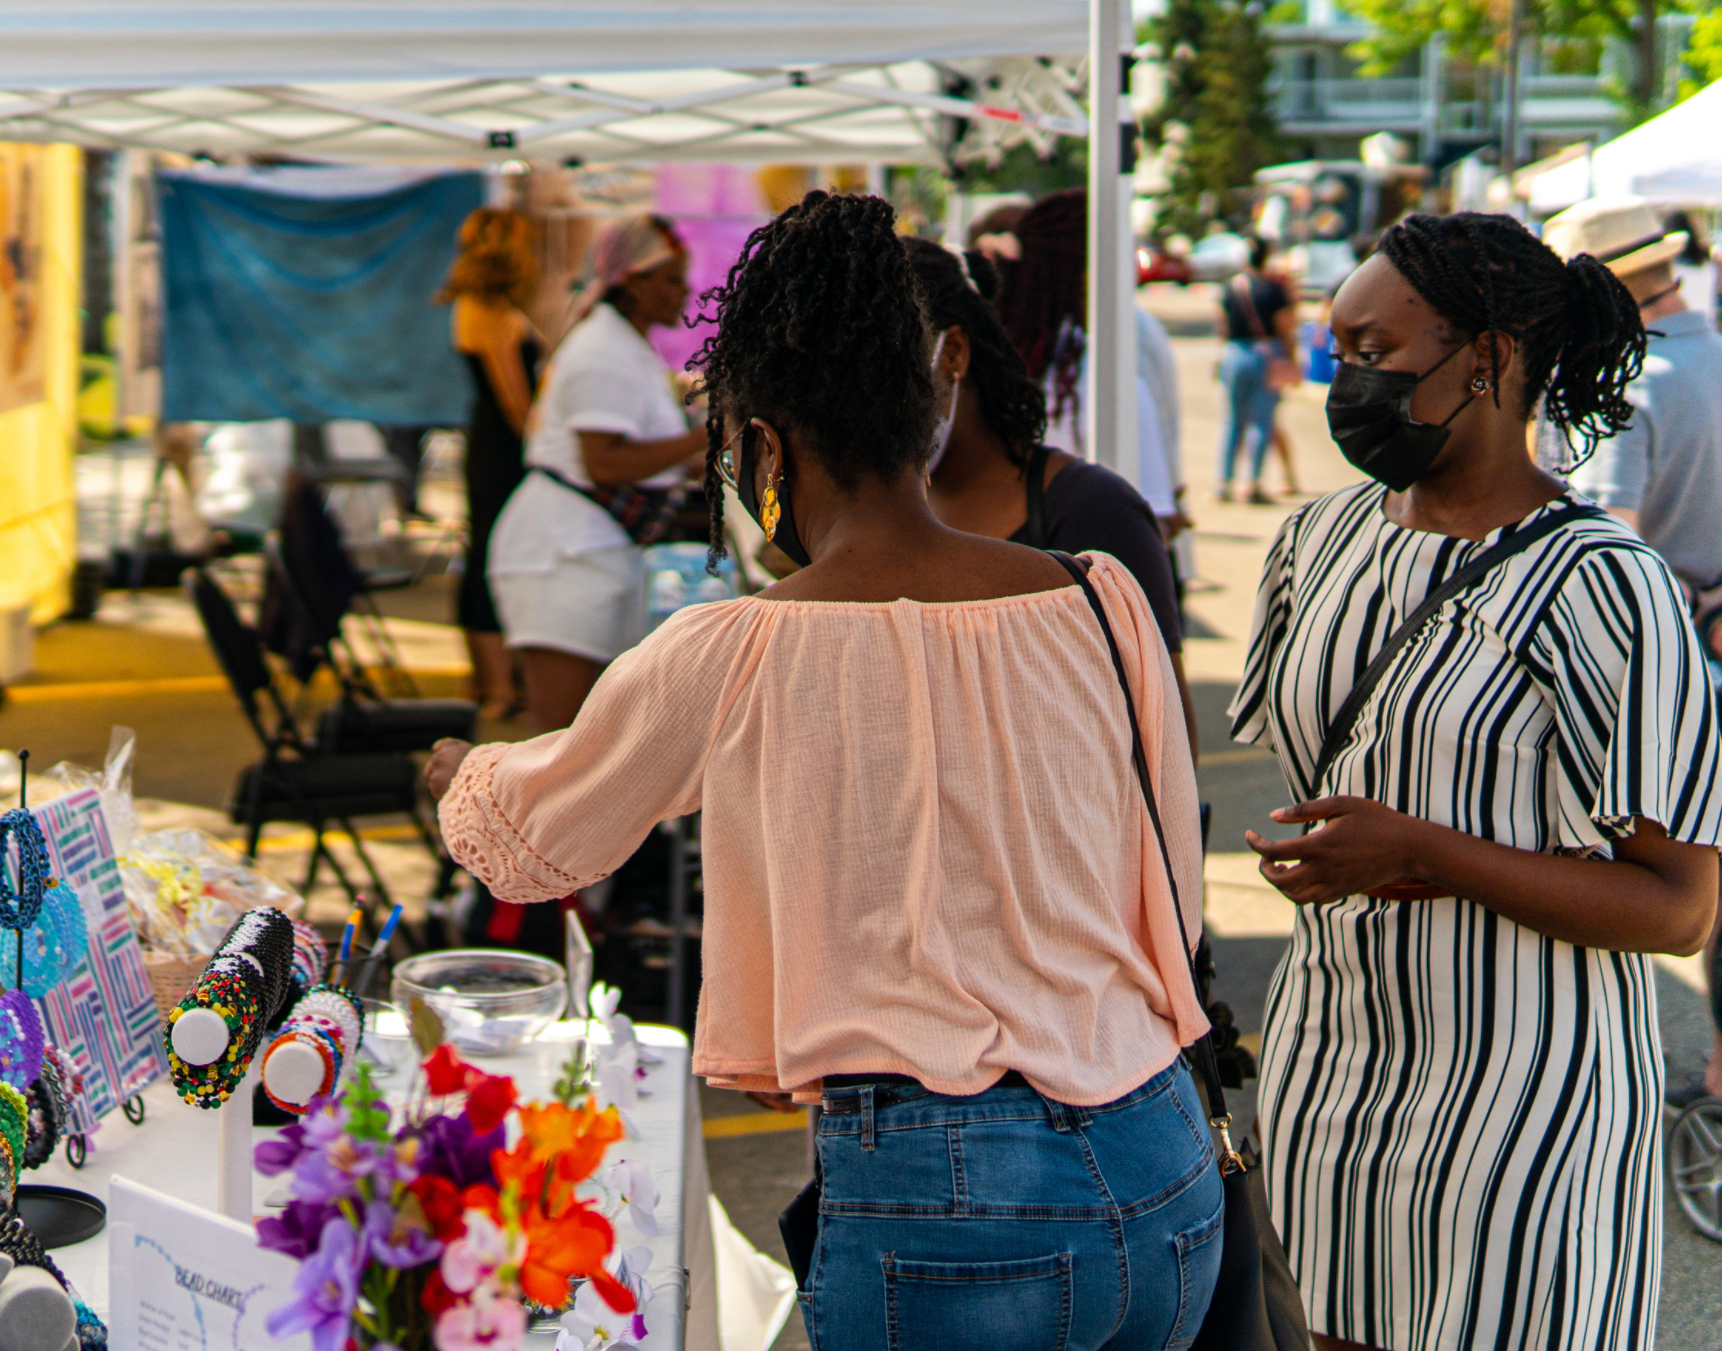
left=1050, top=549, right=1311, bottom=1351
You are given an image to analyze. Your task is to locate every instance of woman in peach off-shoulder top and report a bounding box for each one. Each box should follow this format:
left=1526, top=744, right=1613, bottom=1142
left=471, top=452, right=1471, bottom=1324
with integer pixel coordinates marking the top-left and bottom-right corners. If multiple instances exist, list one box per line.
left=427, top=191, right=1222, bottom=1351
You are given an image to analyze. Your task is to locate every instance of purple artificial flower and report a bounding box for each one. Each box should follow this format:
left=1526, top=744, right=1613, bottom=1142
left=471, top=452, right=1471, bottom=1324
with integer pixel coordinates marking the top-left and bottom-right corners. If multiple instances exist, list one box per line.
left=256, top=1198, right=340, bottom=1261
left=361, top=1199, right=442, bottom=1269
left=265, top=1215, right=363, bottom=1351
left=291, top=1135, right=380, bottom=1206
left=299, top=1097, right=349, bottom=1152
left=254, top=1121, right=309, bottom=1177
left=416, top=1112, right=504, bottom=1191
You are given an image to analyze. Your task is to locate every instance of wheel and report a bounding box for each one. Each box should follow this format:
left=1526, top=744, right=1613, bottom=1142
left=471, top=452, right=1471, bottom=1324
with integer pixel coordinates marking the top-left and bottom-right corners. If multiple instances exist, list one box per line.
left=1669, top=1097, right=1722, bottom=1242
left=64, top=1134, right=87, bottom=1170
left=122, top=1094, right=146, bottom=1125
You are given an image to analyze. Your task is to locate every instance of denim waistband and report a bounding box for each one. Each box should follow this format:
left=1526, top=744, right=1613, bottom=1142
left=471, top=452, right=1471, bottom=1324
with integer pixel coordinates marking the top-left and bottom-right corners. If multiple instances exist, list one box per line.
left=819, top=1061, right=1182, bottom=1133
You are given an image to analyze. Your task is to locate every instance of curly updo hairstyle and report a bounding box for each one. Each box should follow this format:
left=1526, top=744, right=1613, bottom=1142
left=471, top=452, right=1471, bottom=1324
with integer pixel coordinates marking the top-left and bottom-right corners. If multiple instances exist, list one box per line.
left=993, top=189, right=1087, bottom=430
left=1376, top=212, right=1645, bottom=463
left=902, top=238, right=1047, bottom=467
left=689, top=191, right=936, bottom=567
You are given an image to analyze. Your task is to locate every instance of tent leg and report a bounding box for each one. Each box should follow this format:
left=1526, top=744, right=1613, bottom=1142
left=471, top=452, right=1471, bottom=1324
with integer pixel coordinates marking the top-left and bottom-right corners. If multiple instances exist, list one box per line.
left=1087, top=0, right=1138, bottom=485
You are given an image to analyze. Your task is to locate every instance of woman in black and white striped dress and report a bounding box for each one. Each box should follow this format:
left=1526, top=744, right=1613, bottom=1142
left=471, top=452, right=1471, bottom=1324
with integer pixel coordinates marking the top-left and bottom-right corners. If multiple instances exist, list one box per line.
left=1230, top=213, right=1722, bottom=1351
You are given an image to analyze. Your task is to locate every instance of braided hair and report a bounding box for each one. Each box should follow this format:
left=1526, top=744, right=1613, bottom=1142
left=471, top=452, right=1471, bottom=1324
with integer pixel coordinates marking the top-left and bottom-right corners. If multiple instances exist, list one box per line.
left=689, top=191, right=936, bottom=567
left=902, top=238, right=1047, bottom=466
left=995, top=190, right=1087, bottom=431
left=1377, top=212, right=1645, bottom=463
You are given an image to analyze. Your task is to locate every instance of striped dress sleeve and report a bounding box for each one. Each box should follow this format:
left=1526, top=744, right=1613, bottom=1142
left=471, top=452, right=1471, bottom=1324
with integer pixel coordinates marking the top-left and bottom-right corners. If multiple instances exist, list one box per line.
left=1228, top=509, right=1300, bottom=750
left=1525, top=541, right=1722, bottom=850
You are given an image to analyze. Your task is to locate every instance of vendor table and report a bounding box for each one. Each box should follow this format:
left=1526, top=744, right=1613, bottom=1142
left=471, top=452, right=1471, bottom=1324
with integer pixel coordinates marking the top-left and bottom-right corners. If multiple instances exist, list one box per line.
left=30, top=1021, right=716, bottom=1350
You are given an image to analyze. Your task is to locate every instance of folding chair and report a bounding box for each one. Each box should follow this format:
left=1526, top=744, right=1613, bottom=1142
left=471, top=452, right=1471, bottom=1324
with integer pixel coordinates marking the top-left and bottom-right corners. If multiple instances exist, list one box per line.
left=261, top=488, right=477, bottom=754
left=187, top=565, right=436, bottom=943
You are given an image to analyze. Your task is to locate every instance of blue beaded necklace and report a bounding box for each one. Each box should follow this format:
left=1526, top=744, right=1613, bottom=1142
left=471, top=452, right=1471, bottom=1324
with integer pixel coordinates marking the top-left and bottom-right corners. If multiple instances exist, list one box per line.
left=0, top=809, right=50, bottom=933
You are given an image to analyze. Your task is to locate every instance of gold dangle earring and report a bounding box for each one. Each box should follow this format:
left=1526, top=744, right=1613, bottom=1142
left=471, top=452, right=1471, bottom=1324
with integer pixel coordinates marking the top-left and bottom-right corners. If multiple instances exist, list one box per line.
left=761, top=476, right=782, bottom=543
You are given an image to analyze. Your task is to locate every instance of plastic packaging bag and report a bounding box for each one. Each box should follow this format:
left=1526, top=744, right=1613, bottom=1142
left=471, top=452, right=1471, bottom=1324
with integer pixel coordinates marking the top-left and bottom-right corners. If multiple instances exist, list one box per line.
left=119, top=829, right=304, bottom=957
left=33, top=726, right=139, bottom=854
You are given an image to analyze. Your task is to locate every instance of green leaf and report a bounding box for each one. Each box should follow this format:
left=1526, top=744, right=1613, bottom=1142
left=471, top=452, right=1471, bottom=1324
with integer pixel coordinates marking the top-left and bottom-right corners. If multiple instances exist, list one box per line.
left=407, top=996, right=445, bottom=1059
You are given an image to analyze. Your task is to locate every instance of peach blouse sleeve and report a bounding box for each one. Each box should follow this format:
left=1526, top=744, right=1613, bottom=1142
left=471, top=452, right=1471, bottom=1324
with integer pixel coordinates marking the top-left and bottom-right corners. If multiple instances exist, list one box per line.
left=438, top=600, right=763, bottom=902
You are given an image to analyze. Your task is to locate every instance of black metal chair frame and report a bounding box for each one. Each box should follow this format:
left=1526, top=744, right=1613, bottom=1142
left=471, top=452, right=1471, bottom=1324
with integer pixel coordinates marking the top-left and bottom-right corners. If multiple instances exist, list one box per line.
left=187, top=565, right=437, bottom=939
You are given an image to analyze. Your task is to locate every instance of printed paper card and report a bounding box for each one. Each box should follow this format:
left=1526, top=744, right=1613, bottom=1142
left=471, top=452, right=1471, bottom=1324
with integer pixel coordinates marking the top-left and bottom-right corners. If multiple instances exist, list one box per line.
left=28, top=787, right=166, bottom=1130
left=107, top=1176, right=310, bottom=1351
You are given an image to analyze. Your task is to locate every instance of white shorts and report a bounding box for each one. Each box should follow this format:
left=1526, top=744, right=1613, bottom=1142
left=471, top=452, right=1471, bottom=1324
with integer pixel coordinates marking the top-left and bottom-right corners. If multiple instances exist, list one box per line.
left=490, top=545, right=647, bottom=663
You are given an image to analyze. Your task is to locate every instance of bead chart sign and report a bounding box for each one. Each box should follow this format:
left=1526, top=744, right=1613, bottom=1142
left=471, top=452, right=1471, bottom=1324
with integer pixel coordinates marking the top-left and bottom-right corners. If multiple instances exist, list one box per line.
left=107, top=1176, right=310, bottom=1351
left=27, top=788, right=166, bottom=1130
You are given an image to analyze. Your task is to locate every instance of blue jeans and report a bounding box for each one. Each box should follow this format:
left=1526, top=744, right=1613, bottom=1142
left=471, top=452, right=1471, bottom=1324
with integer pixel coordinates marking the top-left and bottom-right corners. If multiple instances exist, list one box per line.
left=1217, top=340, right=1281, bottom=486
left=799, top=1061, right=1224, bottom=1351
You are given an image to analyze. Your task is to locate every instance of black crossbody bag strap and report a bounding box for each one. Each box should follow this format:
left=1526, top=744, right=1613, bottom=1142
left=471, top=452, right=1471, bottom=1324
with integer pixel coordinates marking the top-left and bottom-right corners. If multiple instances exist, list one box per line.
left=1047, top=551, right=1241, bottom=1162
left=1024, top=445, right=1052, bottom=550
left=1306, top=503, right=1604, bottom=798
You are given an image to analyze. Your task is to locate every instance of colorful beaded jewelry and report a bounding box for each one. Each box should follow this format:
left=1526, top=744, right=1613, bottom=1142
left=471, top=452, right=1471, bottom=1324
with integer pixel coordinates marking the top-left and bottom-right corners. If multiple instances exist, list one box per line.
left=0, top=809, right=51, bottom=931
left=23, top=1044, right=72, bottom=1169
left=287, top=918, right=327, bottom=1002
left=0, top=991, right=44, bottom=1092
left=0, top=1081, right=27, bottom=1174
left=0, top=1131, right=14, bottom=1207
left=259, top=982, right=363, bottom=1112
left=2, top=878, right=88, bottom=997
left=165, top=908, right=296, bottom=1108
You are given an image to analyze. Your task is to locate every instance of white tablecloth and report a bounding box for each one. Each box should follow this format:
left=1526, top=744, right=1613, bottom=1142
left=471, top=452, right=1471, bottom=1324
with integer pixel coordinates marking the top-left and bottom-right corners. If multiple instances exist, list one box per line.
left=31, top=1021, right=716, bottom=1351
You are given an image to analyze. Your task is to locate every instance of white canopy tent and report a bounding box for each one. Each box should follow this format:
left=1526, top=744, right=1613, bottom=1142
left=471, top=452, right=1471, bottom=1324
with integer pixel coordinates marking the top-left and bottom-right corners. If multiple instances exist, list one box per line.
left=1527, top=77, right=1722, bottom=213
left=0, top=0, right=1141, bottom=482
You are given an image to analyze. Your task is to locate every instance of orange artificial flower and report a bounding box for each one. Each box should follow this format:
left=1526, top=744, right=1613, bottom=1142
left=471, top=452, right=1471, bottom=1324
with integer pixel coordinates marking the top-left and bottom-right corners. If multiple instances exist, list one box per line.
left=517, top=1203, right=628, bottom=1312
left=518, top=1100, right=623, bottom=1183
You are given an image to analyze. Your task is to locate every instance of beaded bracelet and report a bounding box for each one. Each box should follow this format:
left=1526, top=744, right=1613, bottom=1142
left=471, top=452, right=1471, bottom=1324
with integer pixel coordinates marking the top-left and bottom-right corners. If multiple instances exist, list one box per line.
left=287, top=919, right=327, bottom=1002
left=165, top=908, right=297, bottom=1107
left=0, top=809, right=52, bottom=931
left=3, top=879, right=89, bottom=998
left=0, top=1082, right=26, bottom=1175
left=23, top=1047, right=71, bottom=1170
left=0, top=990, right=44, bottom=1091
left=260, top=983, right=363, bottom=1112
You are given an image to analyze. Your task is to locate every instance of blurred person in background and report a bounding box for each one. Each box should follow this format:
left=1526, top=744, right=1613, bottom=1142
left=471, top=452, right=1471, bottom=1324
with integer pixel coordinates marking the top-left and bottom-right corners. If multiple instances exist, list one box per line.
left=1665, top=209, right=1718, bottom=324
left=907, top=236, right=1198, bottom=752
left=994, top=189, right=1188, bottom=544
left=1545, top=197, right=1722, bottom=1111
left=1213, top=235, right=1298, bottom=504
left=438, top=207, right=541, bottom=720
left=488, top=214, right=705, bottom=734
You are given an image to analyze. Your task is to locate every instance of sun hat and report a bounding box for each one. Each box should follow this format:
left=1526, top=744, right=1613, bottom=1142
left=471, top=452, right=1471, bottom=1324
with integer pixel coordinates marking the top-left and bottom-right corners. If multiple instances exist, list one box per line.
left=1542, top=196, right=1688, bottom=277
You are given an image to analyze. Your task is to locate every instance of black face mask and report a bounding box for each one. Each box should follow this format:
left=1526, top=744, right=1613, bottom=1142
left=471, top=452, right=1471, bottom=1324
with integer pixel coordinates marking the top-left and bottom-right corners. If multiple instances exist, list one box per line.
left=1325, top=343, right=1474, bottom=492
left=736, top=426, right=811, bottom=567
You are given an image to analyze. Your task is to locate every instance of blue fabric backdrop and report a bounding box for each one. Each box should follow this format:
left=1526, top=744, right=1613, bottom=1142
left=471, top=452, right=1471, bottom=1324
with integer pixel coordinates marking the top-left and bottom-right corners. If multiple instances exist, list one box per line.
left=159, top=171, right=485, bottom=424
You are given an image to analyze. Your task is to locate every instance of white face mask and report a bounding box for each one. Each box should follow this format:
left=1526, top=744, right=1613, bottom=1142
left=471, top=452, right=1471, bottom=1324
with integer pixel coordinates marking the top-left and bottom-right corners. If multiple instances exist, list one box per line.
left=926, top=330, right=961, bottom=475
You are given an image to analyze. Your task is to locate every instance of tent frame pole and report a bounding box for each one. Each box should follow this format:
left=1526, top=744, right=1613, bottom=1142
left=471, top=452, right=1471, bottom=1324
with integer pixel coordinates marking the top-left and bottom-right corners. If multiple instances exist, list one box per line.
left=1087, top=0, right=1137, bottom=482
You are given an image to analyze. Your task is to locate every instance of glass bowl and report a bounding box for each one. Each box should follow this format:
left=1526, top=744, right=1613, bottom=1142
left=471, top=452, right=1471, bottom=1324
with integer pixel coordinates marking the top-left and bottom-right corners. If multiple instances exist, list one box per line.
left=390, top=949, right=568, bottom=1056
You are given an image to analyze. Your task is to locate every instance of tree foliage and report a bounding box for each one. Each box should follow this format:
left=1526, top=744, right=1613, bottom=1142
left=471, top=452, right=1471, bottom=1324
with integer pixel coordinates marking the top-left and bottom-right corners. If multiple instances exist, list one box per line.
left=1681, top=7, right=1722, bottom=99
left=1143, top=0, right=1285, bottom=234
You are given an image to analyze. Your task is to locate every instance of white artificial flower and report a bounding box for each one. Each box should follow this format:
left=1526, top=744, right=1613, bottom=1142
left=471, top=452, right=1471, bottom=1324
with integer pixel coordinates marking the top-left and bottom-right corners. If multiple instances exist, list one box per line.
left=603, top=1158, right=660, bottom=1237
left=557, top=1248, right=653, bottom=1350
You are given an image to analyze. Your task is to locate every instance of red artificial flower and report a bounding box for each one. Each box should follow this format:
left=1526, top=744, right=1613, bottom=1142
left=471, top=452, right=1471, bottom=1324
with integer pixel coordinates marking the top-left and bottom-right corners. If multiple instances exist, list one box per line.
left=423, top=1044, right=471, bottom=1096
left=464, top=1072, right=518, bottom=1137
left=460, top=1183, right=502, bottom=1221
left=421, top=1267, right=460, bottom=1319
left=409, top=1175, right=467, bottom=1241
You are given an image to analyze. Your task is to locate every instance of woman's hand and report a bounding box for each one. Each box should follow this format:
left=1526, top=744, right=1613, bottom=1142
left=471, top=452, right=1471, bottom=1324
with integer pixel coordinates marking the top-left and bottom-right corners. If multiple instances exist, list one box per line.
left=424, top=738, right=475, bottom=803
left=1245, top=796, right=1428, bottom=904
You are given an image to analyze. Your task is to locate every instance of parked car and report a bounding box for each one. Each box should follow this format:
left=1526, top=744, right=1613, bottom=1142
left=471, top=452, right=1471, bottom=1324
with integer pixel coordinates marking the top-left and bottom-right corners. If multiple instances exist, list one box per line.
left=1186, top=231, right=1252, bottom=282
left=1135, top=243, right=1193, bottom=286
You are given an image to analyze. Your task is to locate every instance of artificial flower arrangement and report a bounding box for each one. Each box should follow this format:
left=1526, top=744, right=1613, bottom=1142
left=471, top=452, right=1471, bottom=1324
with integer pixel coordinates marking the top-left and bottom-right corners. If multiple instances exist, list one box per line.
left=255, top=987, right=662, bottom=1351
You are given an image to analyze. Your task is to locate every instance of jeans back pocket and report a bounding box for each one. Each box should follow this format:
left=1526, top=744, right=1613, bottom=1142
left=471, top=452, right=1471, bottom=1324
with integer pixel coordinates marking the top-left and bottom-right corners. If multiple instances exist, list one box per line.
left=882, top=1251, right=1073, bottom=1351
left=1166, top=1200, right=1225, bottom=1350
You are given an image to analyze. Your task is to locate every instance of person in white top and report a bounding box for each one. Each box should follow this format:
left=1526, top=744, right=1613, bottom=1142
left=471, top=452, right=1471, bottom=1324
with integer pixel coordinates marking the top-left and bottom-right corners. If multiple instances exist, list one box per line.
left=489, top=214, right=705, bottom=732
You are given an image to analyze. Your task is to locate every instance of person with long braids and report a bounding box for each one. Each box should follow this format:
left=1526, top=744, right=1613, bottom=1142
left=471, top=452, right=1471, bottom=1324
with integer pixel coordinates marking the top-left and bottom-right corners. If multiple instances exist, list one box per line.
left=907, top=236, right=1199, bottom=751
left=995, top=189, right=1185, bottom=527
left=1229, top=211, right=1722, bottom=1351
left=427, top=192, right=1222, bottom=1350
